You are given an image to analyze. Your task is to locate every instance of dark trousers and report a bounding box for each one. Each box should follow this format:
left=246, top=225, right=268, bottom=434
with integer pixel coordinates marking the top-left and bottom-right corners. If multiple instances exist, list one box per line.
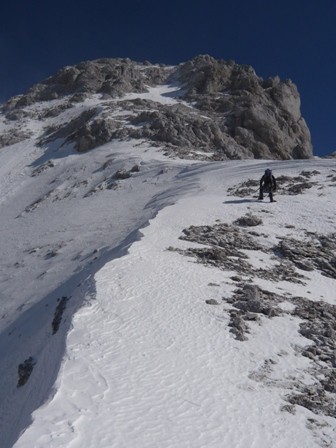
left=260, top=187, right=274, bottom=202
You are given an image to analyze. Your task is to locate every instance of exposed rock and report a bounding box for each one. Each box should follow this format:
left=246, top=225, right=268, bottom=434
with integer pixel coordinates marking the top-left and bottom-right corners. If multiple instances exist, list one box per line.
left=4, top=59, right=171, bottom=108
left=205, top=299, right=220, bottom=305
left=288, top=386, right=335, bottom=418
left=38, top=109, right=99, bottom=150
left=85, top=165, right=140, bottom=194
left=0, top=129, right=32, bottom=148
left=285, top=297, right=336, bottom=417
left=226, top=284, right=282, bottom=340
left=52, top=296, right=69, bottom=334
left=323, top=151, right=336, bottom=159
left=176, top=222, right=309, bottom=284
left=233, top=214, right=262, bottom=227
left=173, top=214, right=335, bottom=418
left=180, top=223, right=263, bottom=251
left=114, top=169, right=132, bottom=180
left=275, top=233, right=336, bottom=278
left=299, top=170, right=320, bottom=178
left=41, top=103, right=73, bottom=118
left=293, top=298, right=336, bottom=361
left=231, top=275, right=243, bottom=282
left=86, top=182, right=115, bottom=196
left=5, top=109, right=37, bottom=121
left=17, top=357, right=36, bottom=387
left=2, top=55, right=313, bottom=160
left=229, top=311, right=249, bottom=341
left=286, top=181, right=315, bottom=195
left=255, top=263, right=307, bottom=284
left=127, top=104, right=250, bottom=159
left=174, top=55, right=313, bottom=159
left=228, top=173, right=320, bottom=198
left=31, top=160, right=55, bottom=177
left=227, top=179, right=259, bottom=197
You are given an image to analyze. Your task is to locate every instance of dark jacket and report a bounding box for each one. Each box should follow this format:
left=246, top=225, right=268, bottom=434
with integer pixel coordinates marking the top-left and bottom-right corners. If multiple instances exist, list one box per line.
left=260, top=174, right=276, bottom=192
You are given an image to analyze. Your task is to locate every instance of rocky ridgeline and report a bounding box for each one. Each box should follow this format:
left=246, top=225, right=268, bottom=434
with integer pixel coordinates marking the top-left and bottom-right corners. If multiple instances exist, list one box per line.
left=1, top=55, right=313, bottom=160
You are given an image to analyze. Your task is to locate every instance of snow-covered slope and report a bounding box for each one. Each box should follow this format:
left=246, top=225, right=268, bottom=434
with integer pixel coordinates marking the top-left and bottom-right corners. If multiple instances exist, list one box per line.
left=0, top=86, right=335, bottom=447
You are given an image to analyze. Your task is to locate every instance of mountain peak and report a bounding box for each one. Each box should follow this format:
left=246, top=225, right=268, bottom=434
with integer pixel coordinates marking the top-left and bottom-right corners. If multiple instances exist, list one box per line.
left=0, top=55, right=335, bottom=448
left=1, top=55, right=312, bottom=160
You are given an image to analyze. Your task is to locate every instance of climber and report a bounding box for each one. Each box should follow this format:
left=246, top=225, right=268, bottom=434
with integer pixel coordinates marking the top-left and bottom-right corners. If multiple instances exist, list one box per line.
left=258, top=168, right=277, bottom=202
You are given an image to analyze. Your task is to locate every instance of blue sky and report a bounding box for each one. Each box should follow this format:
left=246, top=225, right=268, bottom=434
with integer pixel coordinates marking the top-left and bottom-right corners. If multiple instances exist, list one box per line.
left=0, top=0, right=335, bottom=156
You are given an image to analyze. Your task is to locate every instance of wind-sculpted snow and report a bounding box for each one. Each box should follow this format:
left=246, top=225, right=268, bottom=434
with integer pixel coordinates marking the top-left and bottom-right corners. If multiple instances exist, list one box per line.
left=170, top=169, right=336, bottom=431
left=0, top=133, right=199, bottom=447
left=0, top=78, right=335, bottom=447
left=2, top=154, right=334, bottom=448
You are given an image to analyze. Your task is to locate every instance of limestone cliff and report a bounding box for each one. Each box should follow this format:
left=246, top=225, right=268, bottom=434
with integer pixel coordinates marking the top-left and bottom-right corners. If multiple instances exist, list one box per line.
left=1, top=55, right=313, bottom=159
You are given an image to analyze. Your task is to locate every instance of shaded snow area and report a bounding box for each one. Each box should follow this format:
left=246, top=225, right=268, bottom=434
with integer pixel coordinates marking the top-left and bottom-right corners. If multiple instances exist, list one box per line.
left=0, top=87, right=335, bottom=447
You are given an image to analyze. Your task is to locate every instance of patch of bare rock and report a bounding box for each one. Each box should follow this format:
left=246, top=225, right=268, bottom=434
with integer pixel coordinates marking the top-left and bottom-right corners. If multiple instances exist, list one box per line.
left=228, top=170, right=322, bottom=198
left=175, top=221, right=307, bottom=284
left=275, top=232, right=336, bottom=278
left=172, top=217, right=336, bottom=419
left=0, top=129, right=32, bottom=148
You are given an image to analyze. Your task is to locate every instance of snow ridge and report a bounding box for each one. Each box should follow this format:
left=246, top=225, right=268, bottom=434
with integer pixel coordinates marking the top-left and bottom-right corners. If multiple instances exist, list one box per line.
left=0, top=85, right=335, bottom=448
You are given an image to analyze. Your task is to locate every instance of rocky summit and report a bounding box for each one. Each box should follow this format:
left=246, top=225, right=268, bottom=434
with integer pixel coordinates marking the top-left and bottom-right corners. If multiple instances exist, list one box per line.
left=1, top=55, right=313, bottom=160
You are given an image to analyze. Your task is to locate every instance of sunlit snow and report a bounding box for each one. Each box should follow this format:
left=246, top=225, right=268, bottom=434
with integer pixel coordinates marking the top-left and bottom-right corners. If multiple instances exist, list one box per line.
left=0, top=86, right=335, bottom=448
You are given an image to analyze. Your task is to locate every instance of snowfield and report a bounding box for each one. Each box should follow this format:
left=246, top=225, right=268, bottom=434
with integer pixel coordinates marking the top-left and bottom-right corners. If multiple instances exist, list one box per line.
left=0, top=87, right=335, bottom=447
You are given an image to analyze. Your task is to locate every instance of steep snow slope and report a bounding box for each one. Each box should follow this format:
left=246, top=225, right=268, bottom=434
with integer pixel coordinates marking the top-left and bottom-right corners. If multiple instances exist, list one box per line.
left=13, top=159, right=336, bottom=448
left=0, top=87, right=335, bottom=447
left=0, top=88, right=197, bottom=447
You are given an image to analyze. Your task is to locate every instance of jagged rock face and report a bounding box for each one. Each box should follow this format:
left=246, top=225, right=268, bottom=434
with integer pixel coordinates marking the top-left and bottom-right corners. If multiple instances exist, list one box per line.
left=0, top=129, right=32, bottom=148
left=174, top=55, right=312, bottom=159
left=1, top=55, right=313, bottom=160
left=4, top=58, right=171, bottom=107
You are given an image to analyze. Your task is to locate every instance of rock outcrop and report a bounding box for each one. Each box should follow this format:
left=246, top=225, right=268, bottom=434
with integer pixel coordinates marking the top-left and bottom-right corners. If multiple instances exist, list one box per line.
left=174, top=55, right=312, bottom=159
left=1, top=55, right=313, bottom=160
